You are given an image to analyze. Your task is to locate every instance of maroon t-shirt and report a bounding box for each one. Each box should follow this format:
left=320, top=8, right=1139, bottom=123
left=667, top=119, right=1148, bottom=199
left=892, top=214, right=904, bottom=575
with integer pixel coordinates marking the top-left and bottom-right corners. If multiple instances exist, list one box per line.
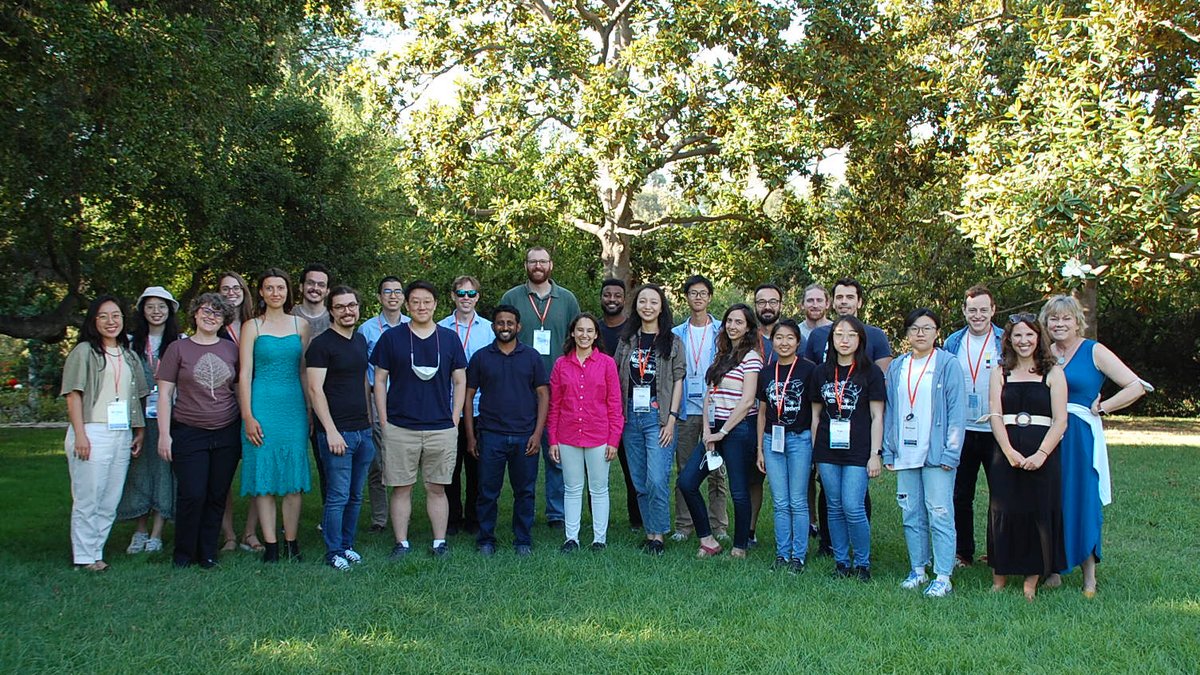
left=157, top=337, right=240, bottom=429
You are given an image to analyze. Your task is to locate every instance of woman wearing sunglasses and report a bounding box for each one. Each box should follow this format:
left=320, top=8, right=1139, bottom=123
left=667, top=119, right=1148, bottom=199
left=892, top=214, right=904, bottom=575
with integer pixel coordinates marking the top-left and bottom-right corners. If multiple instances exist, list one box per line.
left=882, top=309, right=967, bottom=598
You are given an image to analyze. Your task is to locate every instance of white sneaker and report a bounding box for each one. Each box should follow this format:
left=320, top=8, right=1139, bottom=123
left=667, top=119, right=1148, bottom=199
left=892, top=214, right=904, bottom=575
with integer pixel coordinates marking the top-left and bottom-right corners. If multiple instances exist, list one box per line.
left=900, top=570, right=929, bottom=590
left=670, top=531, right=689, bottom=542
left=343, top=548, right=363, bottom=564
left=924, top=579, right=953, bottom=598
left=328, top=554, right=351, bottom=571
left=127, top=531, right=149, bottom=554
left=144, top=537, right=163, bottom=553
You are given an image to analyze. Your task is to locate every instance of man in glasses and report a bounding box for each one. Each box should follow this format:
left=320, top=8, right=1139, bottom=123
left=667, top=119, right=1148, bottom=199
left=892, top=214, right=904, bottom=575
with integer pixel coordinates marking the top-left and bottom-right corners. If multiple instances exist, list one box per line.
left=748, top=283, right=786, bottom=545
left=438, top=276, right=492, bottom=536
left=500, top=246, right=581, bottom=529
left=669, top=275, right=728, bottom=542
left=306, top=286, right=374, bottom=570
left=359, top=276, right=410, bottom=533
left=942, top=284, right=1003, bottom=567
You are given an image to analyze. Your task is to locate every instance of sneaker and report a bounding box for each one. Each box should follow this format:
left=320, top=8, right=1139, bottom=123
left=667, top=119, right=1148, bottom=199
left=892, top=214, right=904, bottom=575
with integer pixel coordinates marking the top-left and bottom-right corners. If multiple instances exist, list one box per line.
left=715, top=531, right=731, bottom=542
left=560, top=540, right=579, bottom=554
left=514, top=544, right=533, bottom=557
left=368, top=524, right=388, bottom=534
left=144, top=537, right=163, bottom=553
left=645, top=540, right=665, bottom=556
left=854, top=565, right=872, bottom=583
left=954, top=554, right=973, bottom=568
left=591, top=542, right=607, bottom=552
left=199, top=558, right=219, bottom=570
left=328, top=555, right=351, bottom=572
left=343, top=548, right=363, bottom=564
left=900, top=570, right=930, bottom=590
left=431, top=542, right=449, bottom=557
left=670, top=531, right=689, bottom=542
left=747, top=536, right=758, bottom=549
left=477, top=542, right=496, bottom=556
left=772, top=556, right=789, bottom=571
left=788, top=559, right=806, bottom=575
left=316, top=523, right=323, bottom=532
left=388, top=543, right=410, bottom=561
left=924, top=579, right=953, bottom=598
left=127, top=531, right=149, bottom=554
left=832, top=562, right=852, bottom=578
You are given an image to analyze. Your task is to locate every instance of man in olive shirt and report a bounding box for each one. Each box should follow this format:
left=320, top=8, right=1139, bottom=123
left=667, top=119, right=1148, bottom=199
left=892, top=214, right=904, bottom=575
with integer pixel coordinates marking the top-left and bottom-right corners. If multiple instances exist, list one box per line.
left=499, top=246, right=581, bottom=528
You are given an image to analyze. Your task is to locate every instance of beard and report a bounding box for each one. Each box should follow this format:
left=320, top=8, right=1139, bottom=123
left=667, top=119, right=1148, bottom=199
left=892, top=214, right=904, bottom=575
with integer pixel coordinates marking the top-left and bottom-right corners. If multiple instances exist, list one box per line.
left=602, top=304, right=624, bottom=317
left=756, top=310, right=778, bottom=325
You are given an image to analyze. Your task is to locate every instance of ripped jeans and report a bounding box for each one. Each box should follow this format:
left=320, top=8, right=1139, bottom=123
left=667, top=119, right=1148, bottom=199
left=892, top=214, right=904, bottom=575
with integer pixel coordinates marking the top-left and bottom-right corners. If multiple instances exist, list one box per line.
left=895, top=466, right=957, bottom=578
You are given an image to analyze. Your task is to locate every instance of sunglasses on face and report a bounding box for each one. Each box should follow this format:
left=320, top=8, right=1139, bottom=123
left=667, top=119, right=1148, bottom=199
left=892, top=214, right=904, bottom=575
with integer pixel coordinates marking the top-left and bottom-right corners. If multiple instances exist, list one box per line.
left=454, top=289, right=479, bottom=298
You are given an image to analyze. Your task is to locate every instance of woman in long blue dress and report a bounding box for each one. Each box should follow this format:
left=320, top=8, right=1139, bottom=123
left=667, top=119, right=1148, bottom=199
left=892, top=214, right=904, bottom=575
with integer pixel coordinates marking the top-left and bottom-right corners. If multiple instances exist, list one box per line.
left=239, top=268, right=311, bottom=563
left=1039, top=295, right=1145, bottom=597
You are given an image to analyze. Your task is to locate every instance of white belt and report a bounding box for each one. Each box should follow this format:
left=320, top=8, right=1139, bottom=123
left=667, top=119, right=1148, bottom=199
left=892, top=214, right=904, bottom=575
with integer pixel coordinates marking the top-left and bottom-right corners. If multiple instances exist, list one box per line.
left=1002, top=413, right=1053, bottom=427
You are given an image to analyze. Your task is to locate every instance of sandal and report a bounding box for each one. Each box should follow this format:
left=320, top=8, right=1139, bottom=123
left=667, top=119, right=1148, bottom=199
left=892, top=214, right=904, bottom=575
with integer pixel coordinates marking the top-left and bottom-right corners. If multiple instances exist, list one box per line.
left=730, top=548, right=747, bottom=559
left=77, top=561, right=109, bottom=572
left=240, top=534, right=265, bottom=552
left=221, top=538, right=237, bottom=552
left=696, top=542, right=723, bottom=559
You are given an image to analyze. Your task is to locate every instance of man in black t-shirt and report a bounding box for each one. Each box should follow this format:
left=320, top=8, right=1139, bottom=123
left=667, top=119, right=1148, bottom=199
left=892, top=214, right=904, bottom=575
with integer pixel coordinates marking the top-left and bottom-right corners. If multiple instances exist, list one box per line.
left=597, top=278, right=642, bottom=530
left=306, top=286, right=374, bottom=571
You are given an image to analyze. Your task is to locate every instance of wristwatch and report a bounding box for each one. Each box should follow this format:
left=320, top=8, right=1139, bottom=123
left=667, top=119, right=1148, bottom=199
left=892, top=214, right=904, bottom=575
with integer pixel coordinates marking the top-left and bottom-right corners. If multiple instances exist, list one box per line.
left=874, top=449, right=883, bottom=457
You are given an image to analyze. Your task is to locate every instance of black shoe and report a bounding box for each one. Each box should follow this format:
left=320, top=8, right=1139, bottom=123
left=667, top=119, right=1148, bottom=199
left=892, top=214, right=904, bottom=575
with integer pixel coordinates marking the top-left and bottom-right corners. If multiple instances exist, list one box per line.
left=560, top=540, right=579, bottom=553
left=816, top=545, right=834, bottom=558
left=262, top=542, right=279, bottom=564
left=388, top=543, right=410, bottom=560
left=285, top=539, right=302, bottom=562
left=809, top=523, right=820, bottom=539
left=854, top=565, right=872, bottom=582
left=514, top=544, right=533, bottom=557
left=772, top=556, right=788, bottom=571
left=833, top=562, right=852, bottom=578
left=199, top=558, right=219, bottom=570
left=788, top=559, right=806, bottom=575
left=368, top=523, right=387, bottom=534
left=547, top=519, right=565, bottom=530
left=747, top=536, right=758, bottom=549
left=431, top=542, right=449, bottom=557
left=477, top=542, right=496, bottom=556
left=644, top=539, right=664, bottom=556
left=591, top=542, right=607, bottom=552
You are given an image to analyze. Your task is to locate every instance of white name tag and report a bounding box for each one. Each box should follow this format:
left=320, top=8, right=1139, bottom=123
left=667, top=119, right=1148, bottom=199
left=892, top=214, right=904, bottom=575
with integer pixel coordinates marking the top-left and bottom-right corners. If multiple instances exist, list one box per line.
left=771, top=424, right=785, bottom=453
left=107, top=399, right=130, bottom=431
left=533, top=329, right=552, bottom=355
left=686, top=376, right=704, bottom=400
left=145, top=387, right=159, bottom=419
left=829, top=419, right=850, bottom=449
left=632, top=385, right=652, bottom=411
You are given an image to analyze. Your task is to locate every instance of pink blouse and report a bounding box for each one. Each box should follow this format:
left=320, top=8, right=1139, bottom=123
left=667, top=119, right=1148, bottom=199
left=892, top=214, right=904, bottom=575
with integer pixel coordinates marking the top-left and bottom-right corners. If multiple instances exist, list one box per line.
left=547, top=349, right=625, bottom=448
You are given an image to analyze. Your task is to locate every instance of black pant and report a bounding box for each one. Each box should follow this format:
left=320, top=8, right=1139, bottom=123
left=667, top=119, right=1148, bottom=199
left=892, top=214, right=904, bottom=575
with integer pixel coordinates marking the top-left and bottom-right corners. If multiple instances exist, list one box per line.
left=953, top=430, right=993, bottom=560
left=616, top=439, right=642, bottom=527
left=448, top=424, right=480, bottom=528
left=311, top=424, right=327, bottom=505
left=171, top=420, right=241, bottom=565
left=819, top=480, right=871, bottom=551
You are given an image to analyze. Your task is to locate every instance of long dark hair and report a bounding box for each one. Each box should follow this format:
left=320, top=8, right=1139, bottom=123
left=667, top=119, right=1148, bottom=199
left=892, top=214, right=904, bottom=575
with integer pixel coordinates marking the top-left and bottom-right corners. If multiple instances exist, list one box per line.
left=823, top=315, right=872, bottom=377
left=706, top=304, right=758, bottom=386
left=563, top=312, right=602, bottom=355
left=219, top=271, right=254, bottom=324
left=79, top=295, right=130, bottom=359
left=131, top=295, right=182, bottom=360
left=621, top=284, right=675, bottom=357
left=255, top=267, right=294, bottom=316
left=1000, top=314, right=1057, bottom=376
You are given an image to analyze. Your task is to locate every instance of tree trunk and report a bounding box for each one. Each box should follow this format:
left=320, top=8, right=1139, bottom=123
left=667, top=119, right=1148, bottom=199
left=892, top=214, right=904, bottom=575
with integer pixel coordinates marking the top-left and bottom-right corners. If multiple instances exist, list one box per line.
left=599, top=226, right=631, bottom=284
left=1072, top=278, right=1098, bottom=339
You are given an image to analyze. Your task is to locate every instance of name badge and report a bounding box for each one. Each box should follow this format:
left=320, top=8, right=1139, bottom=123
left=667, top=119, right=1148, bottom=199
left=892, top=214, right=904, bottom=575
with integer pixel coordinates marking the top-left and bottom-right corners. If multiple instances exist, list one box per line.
left=533, top=329, right=552, bottom=356
left=107, top=399, right=130, bottom=431
left=686, top=376, right=704, bottom=400
left=632, top=385, right=652, bottom=412
left=829, top=419, right=850, bottom=449
left=145, top=387, right=159, bottom=419
left=771, top=425, right=785, bottom=454
left=967, top=392, right=980, bottom=413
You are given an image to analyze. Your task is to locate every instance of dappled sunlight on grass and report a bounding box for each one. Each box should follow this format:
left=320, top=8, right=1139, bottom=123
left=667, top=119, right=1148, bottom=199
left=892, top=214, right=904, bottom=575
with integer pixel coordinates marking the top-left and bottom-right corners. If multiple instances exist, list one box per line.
left=512, top=613, right=701, bottom=645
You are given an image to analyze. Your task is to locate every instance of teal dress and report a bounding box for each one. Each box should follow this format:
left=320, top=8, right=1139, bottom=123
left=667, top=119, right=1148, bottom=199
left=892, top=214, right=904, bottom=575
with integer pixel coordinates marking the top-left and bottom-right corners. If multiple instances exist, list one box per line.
left=241, top=330, right=311, bottom=496
left=1060, top=340, right=1104, bottom=570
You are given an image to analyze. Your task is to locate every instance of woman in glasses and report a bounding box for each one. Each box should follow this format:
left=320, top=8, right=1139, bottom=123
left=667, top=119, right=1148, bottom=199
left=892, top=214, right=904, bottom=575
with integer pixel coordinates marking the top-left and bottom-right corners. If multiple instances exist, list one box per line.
left=1039, top=295, right=1145, bottom=597
left=155, top=293, right=242, bottom=568
left=678, top=303, right=762, bottom=559
left=986, top=313, right=1067, bottom=600
left=882, top=309, right=967, bottom=598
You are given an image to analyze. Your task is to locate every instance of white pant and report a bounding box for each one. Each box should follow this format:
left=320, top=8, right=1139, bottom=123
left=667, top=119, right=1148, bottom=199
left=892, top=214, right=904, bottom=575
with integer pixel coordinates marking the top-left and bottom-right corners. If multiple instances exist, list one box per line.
left=560, top=444, right=610, bottom=544
left=65, top=424, right=132, bottom=564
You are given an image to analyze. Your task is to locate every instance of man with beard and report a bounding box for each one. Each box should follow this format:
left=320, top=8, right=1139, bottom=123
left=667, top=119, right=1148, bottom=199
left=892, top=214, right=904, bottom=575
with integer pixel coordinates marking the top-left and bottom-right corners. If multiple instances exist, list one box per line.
left=597, top=278, right=642, bottom=530
left=800, top=283, right=833, bottom=342
left=748, top=283, right=785, bottom=546
left=294, top=263, right=333, bottom=506
left=500, top=246, right=581, bottom=529
left=464, top=305, right=549, bottom=555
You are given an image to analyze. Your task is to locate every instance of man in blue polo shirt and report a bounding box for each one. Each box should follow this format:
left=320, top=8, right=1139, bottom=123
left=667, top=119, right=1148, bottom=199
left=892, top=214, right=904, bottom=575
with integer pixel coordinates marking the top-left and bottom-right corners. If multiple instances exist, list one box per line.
left=464, top=305, right=549, bottom=556
left=359, top=275, right=409, bottom=533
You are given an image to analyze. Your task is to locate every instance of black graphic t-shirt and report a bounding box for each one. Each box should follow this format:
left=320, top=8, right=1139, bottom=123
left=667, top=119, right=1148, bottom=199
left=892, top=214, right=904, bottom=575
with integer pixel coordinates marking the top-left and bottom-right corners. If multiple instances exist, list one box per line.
left=756, top=357, right=817, bottom=433
left=807, top=362, right=886, bottom=466
left=627, top=332, right=658, bottom=399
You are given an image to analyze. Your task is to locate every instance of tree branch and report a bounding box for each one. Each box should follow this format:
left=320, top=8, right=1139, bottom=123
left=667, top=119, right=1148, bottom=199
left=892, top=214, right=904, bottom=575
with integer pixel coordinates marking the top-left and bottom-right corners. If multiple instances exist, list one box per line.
left=570, top=217, right=602, bottom=235
left=604, top=0, right=638, bottom=35
left=622, top=212, right=750, bottom=235
left=658, top=142, right=720, bottom=168
left=1157, top=19, right=1200, bottom=43
left=526, top=0, right=556, bottom=23
left=575, top=0, right=603, bottom=31
left=961, top=0, right=1012, bottom=29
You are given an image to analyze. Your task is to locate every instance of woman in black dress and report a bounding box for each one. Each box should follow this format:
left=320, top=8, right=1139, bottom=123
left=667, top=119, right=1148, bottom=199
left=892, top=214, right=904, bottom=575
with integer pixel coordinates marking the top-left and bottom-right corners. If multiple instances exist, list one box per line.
left=986, top=313, right=1068, bottom=600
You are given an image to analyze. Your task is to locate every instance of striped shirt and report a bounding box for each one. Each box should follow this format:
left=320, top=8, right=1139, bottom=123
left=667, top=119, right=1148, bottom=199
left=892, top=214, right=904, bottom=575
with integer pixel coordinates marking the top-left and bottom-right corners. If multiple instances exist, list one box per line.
left=709, top=350, right=763, bottom=421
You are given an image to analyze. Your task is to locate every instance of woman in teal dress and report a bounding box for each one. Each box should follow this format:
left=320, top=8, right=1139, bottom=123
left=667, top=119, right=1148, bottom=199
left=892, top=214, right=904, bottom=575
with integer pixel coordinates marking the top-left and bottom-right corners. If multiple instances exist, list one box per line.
left=239, top=268, right=311, bottom=563
left=1039, top=295, right=1145, bottom=597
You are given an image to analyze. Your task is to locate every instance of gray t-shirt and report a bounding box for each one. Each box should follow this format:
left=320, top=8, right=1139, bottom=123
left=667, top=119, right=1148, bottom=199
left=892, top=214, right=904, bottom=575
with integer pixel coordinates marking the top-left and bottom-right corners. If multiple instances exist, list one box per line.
left=156, top=338, right=240, bottom=429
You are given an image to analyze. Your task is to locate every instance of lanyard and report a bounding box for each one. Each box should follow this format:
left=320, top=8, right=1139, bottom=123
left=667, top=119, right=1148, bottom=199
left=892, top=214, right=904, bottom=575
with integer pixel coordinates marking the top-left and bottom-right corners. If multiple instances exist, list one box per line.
left=143, top=339, right=159, bottom=374
left=760, top=334, right=770, bottom=359
left=966, top=333, right=989, bottom=391
left=227, top=321, right=239, bottom=347
left=637, top=334, right=652, bottom=383
left=906, top=353, right=933, bottom=409
left=774, top=359, right=797, bottom=421
left=833, top=362, right=855, bottom=414
left=105, top=349, right=123, bottom=398
left=454, top=315, right=474, bottom=349
left=528, top=293, right=552, bottom=328
left=688, top=320, right=710, bottom=374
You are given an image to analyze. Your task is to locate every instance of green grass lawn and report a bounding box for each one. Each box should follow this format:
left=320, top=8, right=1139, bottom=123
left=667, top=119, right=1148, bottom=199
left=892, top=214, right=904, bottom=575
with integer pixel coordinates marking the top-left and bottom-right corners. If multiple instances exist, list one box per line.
left=1, top=426, right=1197, bottom=673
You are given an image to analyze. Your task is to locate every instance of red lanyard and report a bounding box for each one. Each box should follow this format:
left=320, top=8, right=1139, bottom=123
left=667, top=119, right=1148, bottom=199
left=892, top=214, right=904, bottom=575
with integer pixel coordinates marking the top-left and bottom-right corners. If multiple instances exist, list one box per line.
left=637, top=336, right=652, bottom=382
left=774, top=359, right=797, bottom=420
left=106, top=350, right=123, bottom=398
left=143, top=339, right=158, bottom=374
left=906, top=353, right=933, bottom=409
left=528, top=294, right=552, bottom=327
left=833, top=362, right=855, bottom=413
left=688, top=320, right=710, bottom=373
left=454, top=315, right=474, bottom=349
left=966, top=333, right=988, bottom=390
left=228, top=321, right=239, bottom=347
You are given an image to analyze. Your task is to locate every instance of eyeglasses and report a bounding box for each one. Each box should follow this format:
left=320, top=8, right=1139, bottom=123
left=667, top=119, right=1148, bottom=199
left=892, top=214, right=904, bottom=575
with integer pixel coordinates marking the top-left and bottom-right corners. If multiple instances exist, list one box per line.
left=197, top=307, right=222, bottom=318
left=907, top=324, right=937, bottom=335
left=454, top=289, right=479, bottom=298
left=381, top=288, right=403, bottom=297
left=1008, top=312, right=1036, bottom=324
left=525, top=259, right=551, bottom=266
left=754, top=299, right=781, bottom=308
left=686, top=290, right=710, bottom=299
left=219, top=285, right=242, bottom=294
left=332, top=302, right=359, bottom=313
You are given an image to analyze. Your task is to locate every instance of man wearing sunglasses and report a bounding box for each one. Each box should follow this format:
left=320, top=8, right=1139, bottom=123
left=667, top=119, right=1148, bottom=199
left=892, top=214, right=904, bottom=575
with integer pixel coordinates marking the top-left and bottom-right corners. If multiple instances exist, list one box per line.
left=438, top=276, right=493, bottom=536
left=942, top=284, right=1004, bottom=568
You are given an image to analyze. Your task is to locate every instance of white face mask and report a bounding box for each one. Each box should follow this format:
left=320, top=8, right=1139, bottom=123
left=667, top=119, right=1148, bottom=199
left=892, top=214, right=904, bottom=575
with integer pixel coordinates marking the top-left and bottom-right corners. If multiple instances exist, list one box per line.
left=704, top=449, right=724, bottom=472
left=409, top=327, right=441, bottom=381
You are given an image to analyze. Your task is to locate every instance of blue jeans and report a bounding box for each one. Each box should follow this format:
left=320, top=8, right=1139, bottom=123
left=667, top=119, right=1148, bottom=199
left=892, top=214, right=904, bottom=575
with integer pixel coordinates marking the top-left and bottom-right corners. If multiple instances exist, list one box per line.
left=623, top=404, right=677, bottom=536
left=896, top=466, right=958, bottom=577
left=762, top=429, right=813, bottom=561
left=817, top=462, right=870, bottom=568
left=678, top=418, right=756, bottom=549
left=540, top=430, right=564, bottom=521
left=317, top=429, right=376, bottom=558
left=477, top=431, right=539, bottom=546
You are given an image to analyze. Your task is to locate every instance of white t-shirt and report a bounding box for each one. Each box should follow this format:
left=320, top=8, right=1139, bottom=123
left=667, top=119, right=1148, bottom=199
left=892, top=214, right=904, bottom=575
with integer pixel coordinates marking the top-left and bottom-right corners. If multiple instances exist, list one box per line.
left=894, top=352, right=936, bottom=469
left=957, top=332, right=997, bottom=432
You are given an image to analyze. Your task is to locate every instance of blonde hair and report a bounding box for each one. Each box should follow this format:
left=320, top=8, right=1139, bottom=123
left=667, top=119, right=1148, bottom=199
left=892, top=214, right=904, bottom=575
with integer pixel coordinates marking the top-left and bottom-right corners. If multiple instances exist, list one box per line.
left=1038, top=294, right=1087, bottom=336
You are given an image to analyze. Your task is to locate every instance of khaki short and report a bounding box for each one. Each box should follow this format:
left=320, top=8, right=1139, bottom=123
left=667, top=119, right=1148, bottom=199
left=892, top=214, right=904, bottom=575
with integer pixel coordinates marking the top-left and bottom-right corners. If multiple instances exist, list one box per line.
left=381, top=424, right=457, bottom=486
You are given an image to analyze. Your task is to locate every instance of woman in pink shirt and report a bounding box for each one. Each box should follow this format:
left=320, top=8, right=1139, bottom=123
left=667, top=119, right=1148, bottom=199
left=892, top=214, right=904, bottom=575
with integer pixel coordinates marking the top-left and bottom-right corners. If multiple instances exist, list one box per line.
left=548, top=313, right=625, bottom=552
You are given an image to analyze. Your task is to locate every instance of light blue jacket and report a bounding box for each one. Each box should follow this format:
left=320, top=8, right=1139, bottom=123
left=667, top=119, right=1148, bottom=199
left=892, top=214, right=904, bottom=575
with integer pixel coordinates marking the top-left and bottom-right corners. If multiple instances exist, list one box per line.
left=942, top=324, right=1003, bottom=356
left=882, top=348, right=967, bottom=468
left=671, top=314, right=721, bottom=421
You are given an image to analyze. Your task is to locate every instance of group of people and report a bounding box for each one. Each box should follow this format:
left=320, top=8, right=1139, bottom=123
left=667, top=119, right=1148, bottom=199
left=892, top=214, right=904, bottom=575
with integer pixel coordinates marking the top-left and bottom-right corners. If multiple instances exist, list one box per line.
left=60, top=248, right=1147, bottom=600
